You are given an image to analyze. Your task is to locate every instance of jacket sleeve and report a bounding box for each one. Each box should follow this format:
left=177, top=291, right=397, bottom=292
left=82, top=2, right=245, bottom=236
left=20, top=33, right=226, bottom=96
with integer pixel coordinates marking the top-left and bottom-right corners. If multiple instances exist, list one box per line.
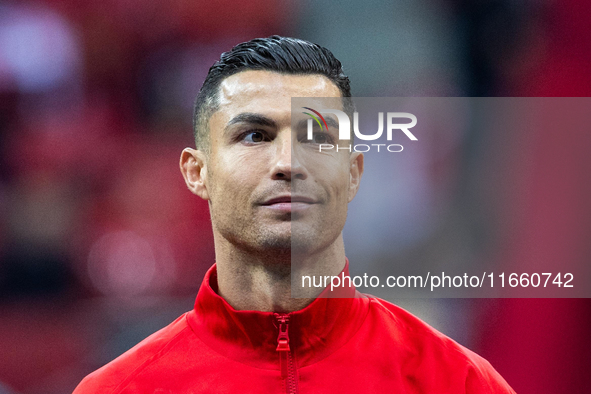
left=464, top=355, right=517, bottom=394
left=72, top=368, right=125, bottom=394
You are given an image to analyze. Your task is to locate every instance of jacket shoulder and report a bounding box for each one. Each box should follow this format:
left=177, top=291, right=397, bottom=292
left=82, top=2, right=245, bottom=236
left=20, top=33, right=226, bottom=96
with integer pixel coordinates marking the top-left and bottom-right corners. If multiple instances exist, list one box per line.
left=365, top=295, right=516, bottom=393
left=73, top=313, right=192, bottom=394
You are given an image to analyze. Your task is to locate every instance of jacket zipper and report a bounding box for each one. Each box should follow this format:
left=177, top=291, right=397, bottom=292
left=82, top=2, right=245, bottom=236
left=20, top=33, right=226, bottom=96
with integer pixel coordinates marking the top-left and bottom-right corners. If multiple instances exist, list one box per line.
left=275, top=314, right=299, bottom=394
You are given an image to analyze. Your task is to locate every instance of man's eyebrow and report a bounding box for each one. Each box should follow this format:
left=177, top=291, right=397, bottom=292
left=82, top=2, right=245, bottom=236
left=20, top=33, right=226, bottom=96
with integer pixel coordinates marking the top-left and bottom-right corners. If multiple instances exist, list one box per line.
left=295, top=116, right=339, bottom=130
left=226, top=113, right=277, bottom=130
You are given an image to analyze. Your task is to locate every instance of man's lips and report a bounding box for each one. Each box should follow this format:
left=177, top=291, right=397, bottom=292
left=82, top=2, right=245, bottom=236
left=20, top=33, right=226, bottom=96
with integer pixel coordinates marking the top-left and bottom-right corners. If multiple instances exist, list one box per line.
left=261, top=195, right=317, bottom=205
left=260, top=195, right=317, bottom=212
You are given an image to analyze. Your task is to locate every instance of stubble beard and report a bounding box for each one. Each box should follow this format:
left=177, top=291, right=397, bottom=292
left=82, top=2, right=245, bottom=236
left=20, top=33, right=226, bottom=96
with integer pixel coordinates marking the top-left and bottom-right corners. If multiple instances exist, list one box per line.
left=212, top=208, right=338, bottom=275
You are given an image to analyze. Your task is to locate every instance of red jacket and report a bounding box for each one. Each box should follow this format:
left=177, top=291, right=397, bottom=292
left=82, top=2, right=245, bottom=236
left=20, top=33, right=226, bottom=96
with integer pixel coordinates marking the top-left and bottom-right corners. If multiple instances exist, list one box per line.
left=74, top=263, right=515, bottom=393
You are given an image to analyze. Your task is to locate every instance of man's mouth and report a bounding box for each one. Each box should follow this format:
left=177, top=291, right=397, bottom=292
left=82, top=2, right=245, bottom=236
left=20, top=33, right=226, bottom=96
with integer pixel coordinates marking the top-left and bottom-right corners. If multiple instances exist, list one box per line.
left=260, top=195, right=317, bottom=212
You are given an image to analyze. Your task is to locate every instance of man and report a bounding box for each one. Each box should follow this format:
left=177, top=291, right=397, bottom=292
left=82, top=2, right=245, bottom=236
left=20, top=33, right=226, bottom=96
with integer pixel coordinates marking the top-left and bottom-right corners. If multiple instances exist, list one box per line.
left=74, top=36, right=515, bottom=393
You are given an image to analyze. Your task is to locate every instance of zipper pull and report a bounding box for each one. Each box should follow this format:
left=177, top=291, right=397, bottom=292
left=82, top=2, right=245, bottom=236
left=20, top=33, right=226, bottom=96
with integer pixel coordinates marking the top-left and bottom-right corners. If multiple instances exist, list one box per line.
left=275, top=314, right=290, bottom=378
left=275, top=314, right=290, bottom=351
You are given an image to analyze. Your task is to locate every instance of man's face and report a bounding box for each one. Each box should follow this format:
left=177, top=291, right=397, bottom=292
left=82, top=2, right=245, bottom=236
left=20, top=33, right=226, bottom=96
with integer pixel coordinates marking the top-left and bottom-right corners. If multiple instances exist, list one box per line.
left=182, top=70, right=363, bottom=257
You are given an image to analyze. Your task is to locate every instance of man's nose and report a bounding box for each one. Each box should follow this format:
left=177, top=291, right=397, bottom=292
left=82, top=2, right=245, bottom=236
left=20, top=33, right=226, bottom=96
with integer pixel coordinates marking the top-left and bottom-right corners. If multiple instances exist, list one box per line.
left=271, top=132, right=307, bottom=181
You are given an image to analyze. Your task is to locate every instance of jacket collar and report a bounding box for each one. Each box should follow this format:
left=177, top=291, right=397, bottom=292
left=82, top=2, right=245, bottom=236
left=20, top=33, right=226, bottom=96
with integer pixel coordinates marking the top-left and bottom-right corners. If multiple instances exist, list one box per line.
left=186, top=261, right=369, bottom=369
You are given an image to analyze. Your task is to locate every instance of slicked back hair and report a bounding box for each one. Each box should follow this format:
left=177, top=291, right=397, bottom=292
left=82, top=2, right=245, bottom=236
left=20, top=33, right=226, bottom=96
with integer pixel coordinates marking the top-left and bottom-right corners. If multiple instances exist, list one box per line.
left=192, top=36, right=352, bottom=151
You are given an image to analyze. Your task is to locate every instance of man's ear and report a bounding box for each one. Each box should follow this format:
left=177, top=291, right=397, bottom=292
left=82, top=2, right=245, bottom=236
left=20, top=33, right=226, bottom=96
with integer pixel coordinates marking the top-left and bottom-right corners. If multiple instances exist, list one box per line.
left=348, top=152, right=364, bottom=202
left=180, top=148, right=209, bottom=200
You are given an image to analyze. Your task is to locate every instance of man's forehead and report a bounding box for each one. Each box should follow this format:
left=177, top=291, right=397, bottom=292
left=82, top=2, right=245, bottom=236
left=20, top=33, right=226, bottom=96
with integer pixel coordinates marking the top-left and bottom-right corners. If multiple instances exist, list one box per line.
left=217, top=70, right=341, bottom=111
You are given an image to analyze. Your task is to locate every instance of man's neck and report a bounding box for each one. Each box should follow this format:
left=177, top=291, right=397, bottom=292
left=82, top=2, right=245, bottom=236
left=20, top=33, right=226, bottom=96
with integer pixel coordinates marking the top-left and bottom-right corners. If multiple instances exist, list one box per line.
left=214, top=236, right=347, bottom=312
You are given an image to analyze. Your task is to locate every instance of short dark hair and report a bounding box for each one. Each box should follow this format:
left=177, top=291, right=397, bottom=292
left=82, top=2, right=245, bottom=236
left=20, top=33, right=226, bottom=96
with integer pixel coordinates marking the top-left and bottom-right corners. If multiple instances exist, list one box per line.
left=192, top=35, right=352, bottom=150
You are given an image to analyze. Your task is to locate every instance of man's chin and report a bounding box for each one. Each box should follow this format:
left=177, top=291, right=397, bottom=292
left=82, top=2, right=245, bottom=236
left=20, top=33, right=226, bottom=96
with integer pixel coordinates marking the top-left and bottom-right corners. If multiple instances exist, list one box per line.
left=253, top=233, right=315, bottom=255
left=257, top=236, right=292, bottom=252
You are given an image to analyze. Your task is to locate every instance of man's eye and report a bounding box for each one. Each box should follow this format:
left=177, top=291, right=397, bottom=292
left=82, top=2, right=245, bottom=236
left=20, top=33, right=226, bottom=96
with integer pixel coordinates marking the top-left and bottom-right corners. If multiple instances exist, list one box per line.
left=312, top=133, right=331, bottom=144
left=243, top=131, right=266, bottom=143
